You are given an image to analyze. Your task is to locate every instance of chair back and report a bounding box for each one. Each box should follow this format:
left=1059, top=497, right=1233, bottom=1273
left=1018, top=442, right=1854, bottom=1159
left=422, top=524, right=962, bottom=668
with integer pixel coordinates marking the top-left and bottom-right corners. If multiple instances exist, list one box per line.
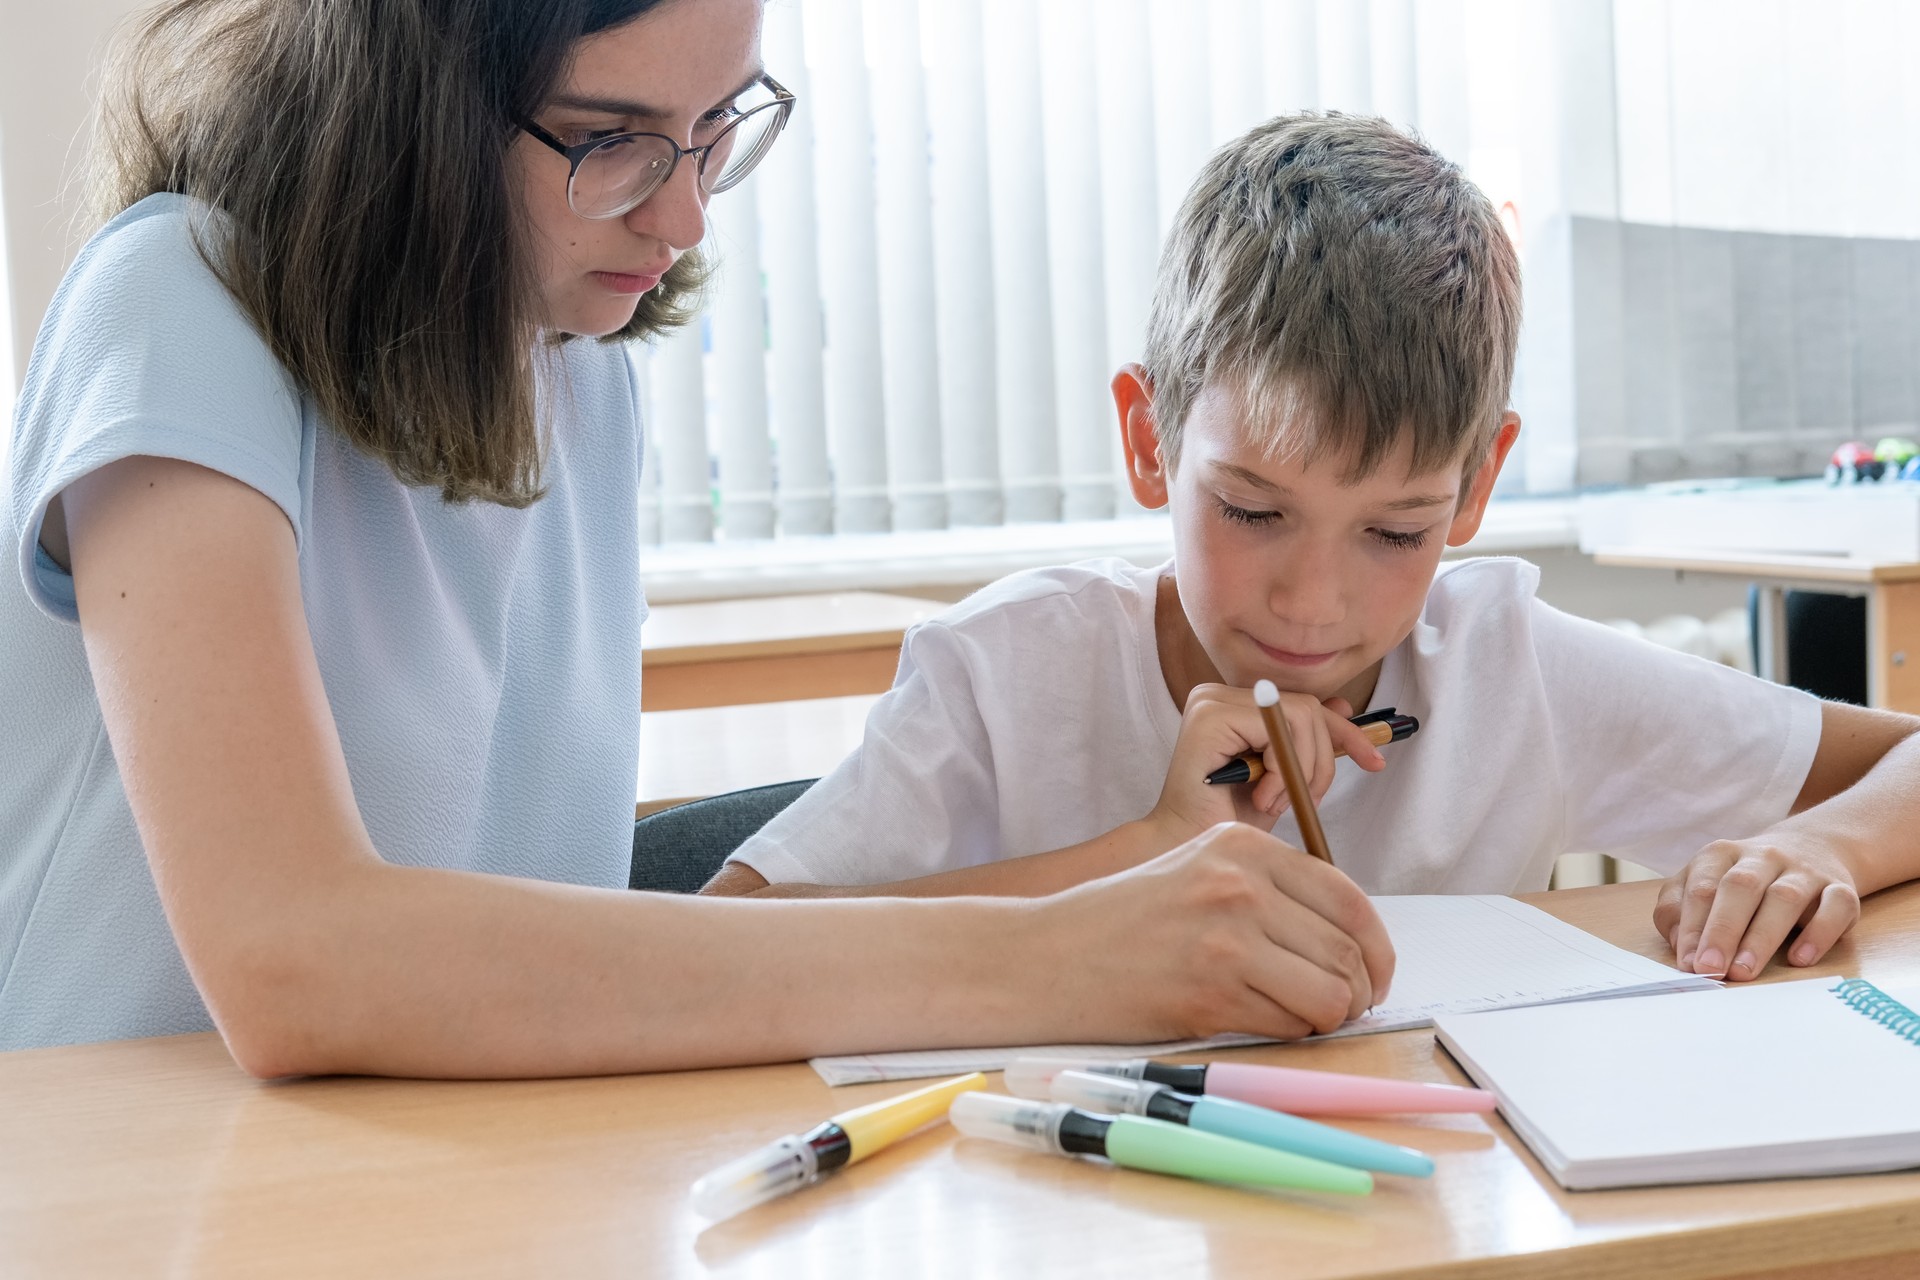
left=629, top=780, right=816, bottom=893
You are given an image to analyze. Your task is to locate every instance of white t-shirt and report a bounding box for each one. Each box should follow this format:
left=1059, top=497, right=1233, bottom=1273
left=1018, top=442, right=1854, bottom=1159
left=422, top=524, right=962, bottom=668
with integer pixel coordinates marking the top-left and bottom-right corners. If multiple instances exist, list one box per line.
left=730, top=557, right=1823, bottom=894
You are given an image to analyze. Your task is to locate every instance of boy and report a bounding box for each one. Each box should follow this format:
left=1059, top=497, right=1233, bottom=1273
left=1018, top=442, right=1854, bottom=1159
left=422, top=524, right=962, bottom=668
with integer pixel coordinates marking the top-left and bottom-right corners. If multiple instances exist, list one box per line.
left=705, top=113, right=1920, bottom=1002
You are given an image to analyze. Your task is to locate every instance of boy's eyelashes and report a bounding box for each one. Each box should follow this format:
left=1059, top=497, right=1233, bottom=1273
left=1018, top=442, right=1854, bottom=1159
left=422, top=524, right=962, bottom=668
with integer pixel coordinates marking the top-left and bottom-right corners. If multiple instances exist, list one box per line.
left=1214, top=497, right=1281, bottom=526
left=1369, top=527, right=1431, bottom=551
left=1211, top=496, right=1434, bottom=551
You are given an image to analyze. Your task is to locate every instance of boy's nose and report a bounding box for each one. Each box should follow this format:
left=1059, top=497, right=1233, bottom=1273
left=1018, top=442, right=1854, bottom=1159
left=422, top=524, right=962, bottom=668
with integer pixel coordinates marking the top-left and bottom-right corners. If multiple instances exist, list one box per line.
left=1268, top=543, right=1348, bottom=631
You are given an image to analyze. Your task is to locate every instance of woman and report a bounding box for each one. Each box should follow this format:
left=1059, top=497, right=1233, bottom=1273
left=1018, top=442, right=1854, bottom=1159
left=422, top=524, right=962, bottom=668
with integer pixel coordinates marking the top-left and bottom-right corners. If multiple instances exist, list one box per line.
left=0, top=0, right=1389, bottom=1076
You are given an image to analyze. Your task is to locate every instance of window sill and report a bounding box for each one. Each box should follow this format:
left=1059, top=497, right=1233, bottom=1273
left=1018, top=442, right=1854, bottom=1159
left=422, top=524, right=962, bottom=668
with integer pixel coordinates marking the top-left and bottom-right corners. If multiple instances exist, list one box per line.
left=638, top=497, right=1581, bottom=603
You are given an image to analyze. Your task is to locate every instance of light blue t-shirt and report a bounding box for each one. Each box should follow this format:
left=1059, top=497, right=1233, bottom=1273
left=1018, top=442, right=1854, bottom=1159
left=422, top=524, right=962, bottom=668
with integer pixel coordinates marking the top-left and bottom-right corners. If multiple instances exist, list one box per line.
left=0, top=194, right=647, bottom=1050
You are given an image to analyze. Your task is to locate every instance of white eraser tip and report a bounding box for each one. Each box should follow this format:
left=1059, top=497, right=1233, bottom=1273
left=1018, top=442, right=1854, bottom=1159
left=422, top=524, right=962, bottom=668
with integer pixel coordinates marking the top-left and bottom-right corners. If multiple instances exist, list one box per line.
left=1254, top=679, right=1280, bottom=707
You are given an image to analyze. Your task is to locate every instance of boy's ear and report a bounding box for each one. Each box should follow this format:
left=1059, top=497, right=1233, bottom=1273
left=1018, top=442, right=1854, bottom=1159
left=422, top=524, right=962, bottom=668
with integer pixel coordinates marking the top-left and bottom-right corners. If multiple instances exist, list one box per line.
left=1446, top=412, right=1522, bottom=547
left=1113, top=363, right=1170, bottom=509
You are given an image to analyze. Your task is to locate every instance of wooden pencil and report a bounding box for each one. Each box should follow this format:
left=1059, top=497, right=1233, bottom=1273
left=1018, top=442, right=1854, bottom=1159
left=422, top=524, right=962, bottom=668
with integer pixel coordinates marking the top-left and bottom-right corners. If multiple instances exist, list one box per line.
left=1254, top=679, right=1334, bottom=865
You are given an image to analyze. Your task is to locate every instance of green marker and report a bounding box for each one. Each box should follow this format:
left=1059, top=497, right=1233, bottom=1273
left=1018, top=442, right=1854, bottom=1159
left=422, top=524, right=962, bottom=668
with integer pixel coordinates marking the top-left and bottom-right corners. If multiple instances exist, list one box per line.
left=1044, top=1069, right=1434, bottom=1178
left=949, top=1093, right=1373, bottom=1195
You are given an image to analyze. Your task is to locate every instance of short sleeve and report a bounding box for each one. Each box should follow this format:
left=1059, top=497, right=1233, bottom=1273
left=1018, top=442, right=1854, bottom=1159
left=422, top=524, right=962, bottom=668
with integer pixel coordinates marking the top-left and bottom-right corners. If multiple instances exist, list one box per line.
left=7, top=195, right=307, bottom=622
left=1538, top=600, right=1823, bottom=873
left=727, top=619, right=1001, bottom=886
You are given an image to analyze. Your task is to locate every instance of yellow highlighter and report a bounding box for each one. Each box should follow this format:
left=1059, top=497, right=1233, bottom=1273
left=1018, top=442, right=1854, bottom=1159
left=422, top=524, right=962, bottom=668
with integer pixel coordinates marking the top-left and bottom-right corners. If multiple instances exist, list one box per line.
left=691, top=1072, right=987, bottom=1221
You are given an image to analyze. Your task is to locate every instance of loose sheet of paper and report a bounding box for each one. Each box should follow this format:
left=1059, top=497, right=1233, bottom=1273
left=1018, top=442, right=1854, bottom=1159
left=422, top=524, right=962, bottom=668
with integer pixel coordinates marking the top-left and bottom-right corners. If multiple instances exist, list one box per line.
left=810, top=895, right=1717, bottom=1085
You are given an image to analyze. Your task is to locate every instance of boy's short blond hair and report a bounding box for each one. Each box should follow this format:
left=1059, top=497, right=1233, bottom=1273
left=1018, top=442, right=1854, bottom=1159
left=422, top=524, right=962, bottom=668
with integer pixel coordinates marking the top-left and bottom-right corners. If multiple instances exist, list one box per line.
left=1143, top=112, right=1521, bottom=482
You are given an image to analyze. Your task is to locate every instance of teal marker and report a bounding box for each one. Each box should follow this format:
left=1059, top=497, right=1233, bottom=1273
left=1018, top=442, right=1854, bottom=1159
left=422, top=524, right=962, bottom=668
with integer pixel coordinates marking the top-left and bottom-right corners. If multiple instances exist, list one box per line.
left=949, top=1093, right=1372, bottom=1195
left=1046, top=1069, right=1434, bottom=1178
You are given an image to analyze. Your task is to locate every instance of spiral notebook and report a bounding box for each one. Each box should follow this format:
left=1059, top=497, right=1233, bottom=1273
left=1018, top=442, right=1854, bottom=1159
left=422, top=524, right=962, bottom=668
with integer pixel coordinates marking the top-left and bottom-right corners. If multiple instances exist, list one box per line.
left=1434, top=977, right=1920, bottom=1189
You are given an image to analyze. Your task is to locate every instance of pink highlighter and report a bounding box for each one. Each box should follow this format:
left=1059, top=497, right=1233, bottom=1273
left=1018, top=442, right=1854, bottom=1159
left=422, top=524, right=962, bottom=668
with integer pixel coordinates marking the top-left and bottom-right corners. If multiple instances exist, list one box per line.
left=1007, top=1057, right=1495, bottom=1117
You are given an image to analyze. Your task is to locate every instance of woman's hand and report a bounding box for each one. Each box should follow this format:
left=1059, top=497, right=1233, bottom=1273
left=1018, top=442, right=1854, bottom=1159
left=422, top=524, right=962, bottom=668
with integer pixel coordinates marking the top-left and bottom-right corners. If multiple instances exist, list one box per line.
left=1654, top=836, right=1862, bottom=982
left=1143, top=683, right=1385, bottom=848
left=1039, top=822, right=1396, bottom=1041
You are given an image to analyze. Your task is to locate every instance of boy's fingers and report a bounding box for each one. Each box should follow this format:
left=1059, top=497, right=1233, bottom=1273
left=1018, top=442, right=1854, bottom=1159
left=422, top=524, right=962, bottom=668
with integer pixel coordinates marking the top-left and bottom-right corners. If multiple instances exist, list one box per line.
left=1786, top=882, right=1861, bottom=966
left=1726, top=875, right=1819, bottom=980
left=1670, top=847, right=1737, bottom=966
left=1325, top=709, right=1386, bottom=771
left=1689, top=859, right=1776, bottom=976
left=1322, top=696, right=1354, bottom=719
left=1651, top=874, right=1686, bottom=946
left=1252, top=772, right=1287, bottom=814
left=1307, top=709, right=1337, bottom=799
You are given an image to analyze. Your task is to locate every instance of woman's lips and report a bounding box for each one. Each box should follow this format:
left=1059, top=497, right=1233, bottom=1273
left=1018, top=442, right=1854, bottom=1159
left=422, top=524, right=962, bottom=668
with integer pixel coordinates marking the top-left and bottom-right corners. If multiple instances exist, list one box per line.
left=1252, top=636, right=1342, bottom=667
left=592, top=270, right=664, bottom=294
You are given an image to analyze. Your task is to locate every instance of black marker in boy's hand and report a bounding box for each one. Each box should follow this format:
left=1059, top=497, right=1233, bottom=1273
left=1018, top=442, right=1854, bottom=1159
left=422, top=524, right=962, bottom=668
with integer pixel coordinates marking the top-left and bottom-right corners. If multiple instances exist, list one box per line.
left=1206, top=710, right=1420, bottom=786
left=1144, top=684, right=1388, bottom=847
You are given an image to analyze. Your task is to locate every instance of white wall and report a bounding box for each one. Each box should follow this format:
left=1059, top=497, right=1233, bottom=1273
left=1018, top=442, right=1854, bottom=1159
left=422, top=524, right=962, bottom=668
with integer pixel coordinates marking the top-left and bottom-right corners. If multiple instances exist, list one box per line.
left=0, top=0, right=151, bottom=386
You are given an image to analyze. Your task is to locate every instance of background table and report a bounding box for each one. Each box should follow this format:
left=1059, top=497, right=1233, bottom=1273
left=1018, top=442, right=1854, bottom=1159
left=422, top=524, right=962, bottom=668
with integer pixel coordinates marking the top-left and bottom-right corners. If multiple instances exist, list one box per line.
left=1591, top=548, right=1920, bottom=714
left=6, top=880, right=1920, bottom=1279
left=641, top=591, right=938, bottom=711
left=636, top=694, right=878, bottom=817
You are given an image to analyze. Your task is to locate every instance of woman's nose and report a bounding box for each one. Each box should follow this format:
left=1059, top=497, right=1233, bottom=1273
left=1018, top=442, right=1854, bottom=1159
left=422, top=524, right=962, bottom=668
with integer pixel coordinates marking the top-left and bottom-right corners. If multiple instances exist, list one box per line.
left=626, top=158, right=707, bottom=252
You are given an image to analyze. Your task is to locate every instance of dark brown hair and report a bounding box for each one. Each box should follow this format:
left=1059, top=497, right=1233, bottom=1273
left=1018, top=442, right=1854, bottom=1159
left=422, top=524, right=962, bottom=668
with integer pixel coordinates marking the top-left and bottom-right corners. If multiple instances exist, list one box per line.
left=1143, top=112, right=1521, bottom=482
left=90, top=0, right=706, bottom=505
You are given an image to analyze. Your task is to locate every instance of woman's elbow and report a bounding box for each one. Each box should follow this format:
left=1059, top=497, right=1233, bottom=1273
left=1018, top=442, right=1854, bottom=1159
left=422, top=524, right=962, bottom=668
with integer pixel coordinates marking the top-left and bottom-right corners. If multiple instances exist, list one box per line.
left=191, top=932, right=348, bottom=1079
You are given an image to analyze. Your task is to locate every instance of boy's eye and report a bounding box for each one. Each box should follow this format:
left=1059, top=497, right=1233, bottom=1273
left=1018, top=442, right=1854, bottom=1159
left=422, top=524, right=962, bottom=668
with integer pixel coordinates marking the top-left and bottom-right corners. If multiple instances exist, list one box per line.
left=1370, top=527, right=1431, bottom=551
left=1215, top=498, right=1280, bottom=526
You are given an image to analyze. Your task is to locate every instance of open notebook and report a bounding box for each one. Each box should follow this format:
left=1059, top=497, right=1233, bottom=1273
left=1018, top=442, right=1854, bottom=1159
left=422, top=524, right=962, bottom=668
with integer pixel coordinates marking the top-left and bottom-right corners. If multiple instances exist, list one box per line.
left=1435, top=976, right=1920, bottom=1189
left=811, top=895, right=1718, bottom=1086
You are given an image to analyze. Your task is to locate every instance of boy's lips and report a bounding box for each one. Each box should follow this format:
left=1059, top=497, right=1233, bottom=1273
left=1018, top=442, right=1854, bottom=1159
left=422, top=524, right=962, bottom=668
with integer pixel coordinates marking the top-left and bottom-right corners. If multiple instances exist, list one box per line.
left=1251, top=636, right=1343, bottom=667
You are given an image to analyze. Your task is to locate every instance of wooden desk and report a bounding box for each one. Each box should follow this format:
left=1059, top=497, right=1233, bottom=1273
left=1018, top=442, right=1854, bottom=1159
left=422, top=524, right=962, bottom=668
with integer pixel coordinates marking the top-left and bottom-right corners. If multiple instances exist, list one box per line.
left=636, top=694, right=879, bottom=817
left=8, top=881, right=1920, bottom=1279
left=1591, top=547, right=1920, bottom=714
left=641, top=591, right=939, bottom=711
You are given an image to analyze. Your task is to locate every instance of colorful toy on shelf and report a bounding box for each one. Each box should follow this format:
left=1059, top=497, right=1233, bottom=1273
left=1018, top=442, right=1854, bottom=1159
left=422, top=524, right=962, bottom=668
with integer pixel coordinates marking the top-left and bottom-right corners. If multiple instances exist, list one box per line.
left=1827, top=441, right=1882, bottom=484
left=1901, top=455, right=1920, bottom=482
left=1874, top=437, right=1919, bottom=474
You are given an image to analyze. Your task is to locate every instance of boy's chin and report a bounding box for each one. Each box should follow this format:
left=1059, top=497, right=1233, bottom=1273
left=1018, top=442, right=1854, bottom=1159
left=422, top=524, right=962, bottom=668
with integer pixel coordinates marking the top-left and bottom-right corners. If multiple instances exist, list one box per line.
left=1234, top=654, right=1375, bottom=704
left=1224, top=663, right=1345, bottom=702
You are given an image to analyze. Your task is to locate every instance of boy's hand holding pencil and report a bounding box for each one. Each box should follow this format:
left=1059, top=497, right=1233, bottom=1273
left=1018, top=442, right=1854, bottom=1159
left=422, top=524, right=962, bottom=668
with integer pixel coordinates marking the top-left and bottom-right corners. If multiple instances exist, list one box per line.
left=1143, top=683, right=1387, bottom=847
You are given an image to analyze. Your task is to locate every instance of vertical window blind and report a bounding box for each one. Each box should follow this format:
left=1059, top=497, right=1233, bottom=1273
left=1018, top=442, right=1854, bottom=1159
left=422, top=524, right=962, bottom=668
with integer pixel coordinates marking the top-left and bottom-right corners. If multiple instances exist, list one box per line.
left=631, top=0, right=1920, bottom=549
left=4, top=4, right=1917, bottom=508
left=634, top=0, right=1480, bottom=545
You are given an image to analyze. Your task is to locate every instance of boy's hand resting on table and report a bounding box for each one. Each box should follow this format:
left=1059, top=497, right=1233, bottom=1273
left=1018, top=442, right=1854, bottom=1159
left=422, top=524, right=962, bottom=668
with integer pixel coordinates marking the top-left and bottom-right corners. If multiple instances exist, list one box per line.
left=1654, top=836, right=1861, bottom=983
left=1043, top=821, right=1396, bottom=1039
left=1654, top=701, right=1920, bottom=984
left=1143, top=683, right=1387, bottom=846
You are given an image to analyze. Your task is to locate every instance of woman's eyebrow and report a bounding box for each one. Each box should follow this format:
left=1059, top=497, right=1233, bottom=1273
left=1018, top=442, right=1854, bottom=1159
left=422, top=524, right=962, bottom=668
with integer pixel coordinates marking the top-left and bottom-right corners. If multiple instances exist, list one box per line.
left=547, top=93, right=671, bottom=120
left=547, top=70, right=766, bottom=123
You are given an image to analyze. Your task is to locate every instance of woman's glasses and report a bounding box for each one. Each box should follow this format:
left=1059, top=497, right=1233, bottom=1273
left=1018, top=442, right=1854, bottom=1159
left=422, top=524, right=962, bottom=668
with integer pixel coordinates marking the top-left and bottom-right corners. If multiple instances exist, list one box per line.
left=520, top=74, right=794, bottom=220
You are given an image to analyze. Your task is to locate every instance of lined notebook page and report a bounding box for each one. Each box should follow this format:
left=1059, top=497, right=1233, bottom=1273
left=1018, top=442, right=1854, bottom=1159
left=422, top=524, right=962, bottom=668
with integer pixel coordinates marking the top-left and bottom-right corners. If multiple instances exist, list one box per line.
left=812, top=895, right=1716, bottom=1085
left=1435, top=978, right=1920, bottom=1188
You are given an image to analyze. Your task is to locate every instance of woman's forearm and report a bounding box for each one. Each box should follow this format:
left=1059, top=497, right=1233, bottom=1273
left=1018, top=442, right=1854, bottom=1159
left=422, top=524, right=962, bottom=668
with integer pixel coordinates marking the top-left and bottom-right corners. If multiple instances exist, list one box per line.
left=220, top=860, right=1057, bottom=1078
left=711, top=817, right=1180, bottom=900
